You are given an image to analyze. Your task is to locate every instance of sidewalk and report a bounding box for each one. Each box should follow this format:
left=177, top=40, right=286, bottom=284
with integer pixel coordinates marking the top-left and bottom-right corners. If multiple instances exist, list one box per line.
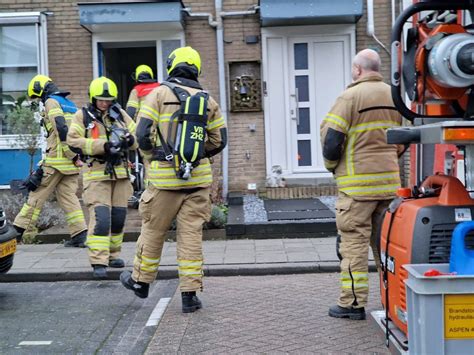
left=0, top=237, right=375, bottom=282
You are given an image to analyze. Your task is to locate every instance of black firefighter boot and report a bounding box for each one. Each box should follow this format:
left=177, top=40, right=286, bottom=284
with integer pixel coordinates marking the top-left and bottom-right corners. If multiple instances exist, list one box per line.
left=120, top=271, right=149, bottom=298
left=92, top=265, right=108, bottom=279
left=181, top=291, right=202, bottom=313
left=328, top=305, right=366, bottom=320
left=64, top=230, right=87, bottom=248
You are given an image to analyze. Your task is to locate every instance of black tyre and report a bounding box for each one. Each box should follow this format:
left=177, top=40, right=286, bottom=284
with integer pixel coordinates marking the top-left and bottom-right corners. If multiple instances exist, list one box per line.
left=0, top=253, right=14, bottom=274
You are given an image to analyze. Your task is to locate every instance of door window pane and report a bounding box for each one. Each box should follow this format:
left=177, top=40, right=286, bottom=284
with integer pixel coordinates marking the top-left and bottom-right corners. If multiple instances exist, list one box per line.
left=295, top=76, right=309, bottom=102
left=298, top=140, right=312, bottom=166
left=297, top=108, right=310, bottom=134
left=294, top=43, right=308, bottom=70
left=162, top=39, right=181, bottom=78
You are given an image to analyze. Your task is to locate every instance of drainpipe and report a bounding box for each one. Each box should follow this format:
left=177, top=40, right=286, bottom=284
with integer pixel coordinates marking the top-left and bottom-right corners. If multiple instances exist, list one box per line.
left=215, top=0, right=229, bottom=202
left=182, top=4, right=259, bottom=201
left=366, top=0, right=390, bottom=55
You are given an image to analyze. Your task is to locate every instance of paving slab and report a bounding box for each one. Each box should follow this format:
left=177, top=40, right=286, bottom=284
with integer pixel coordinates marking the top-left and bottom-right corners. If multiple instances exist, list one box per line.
left=264, top=198, right=329, bottom=211
left=145, top=273, right=389, bottom=354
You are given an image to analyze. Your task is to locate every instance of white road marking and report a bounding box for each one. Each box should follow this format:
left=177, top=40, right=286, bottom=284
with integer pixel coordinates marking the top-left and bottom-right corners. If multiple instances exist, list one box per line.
left=146, top=297, right=171, bottom=327
left=19, top=341, right=52, bottom=346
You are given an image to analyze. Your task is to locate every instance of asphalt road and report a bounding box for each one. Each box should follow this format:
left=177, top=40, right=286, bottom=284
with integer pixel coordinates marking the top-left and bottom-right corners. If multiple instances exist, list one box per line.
left=0, top=279, right=178, bottom=354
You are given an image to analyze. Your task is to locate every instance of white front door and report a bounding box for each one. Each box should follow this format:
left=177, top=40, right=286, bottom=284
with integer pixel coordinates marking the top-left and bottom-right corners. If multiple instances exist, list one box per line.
left=263, top=25, right=354, bottom=181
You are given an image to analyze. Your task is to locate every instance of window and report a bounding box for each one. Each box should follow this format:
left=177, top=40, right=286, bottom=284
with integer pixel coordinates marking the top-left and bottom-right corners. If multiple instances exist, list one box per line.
left=0, top=13, right=48, bottom=135
left=0, top=13, right=47, bottom=186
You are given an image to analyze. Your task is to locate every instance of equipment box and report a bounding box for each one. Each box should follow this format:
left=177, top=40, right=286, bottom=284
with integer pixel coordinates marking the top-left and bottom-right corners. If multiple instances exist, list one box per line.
left=404, top=263, right=474, bottom=355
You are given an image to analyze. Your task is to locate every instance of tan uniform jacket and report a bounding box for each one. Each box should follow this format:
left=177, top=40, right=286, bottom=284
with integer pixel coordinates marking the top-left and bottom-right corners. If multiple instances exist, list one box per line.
left=137, top=81, right=226, bottom=190
left=125, top=88, right=139, bottom=121
left=42, top=98, right=79, bottom=175
left=320, top=74, right=403, bottom=200
left=67, top=106, right=138, bottom=182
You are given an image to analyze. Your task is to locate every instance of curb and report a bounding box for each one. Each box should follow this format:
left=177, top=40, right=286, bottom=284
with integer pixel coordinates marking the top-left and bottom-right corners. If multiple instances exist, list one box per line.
left=0, top=262, right=377, bottom=283
left=36, top=229, right=227, bottom=244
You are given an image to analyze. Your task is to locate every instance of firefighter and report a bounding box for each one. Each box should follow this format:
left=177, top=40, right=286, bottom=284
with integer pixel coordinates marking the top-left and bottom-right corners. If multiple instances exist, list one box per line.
left=125, top=64, right=160, bottom=121
left=120, top=46, right=227, bottom=313
left=67, top=76, right=138, bottom=279
left=125, top=65, right=160, bottom=205
left=13, top=75, right=87, bottom=247
left=320, top=49, right=405, bottom=320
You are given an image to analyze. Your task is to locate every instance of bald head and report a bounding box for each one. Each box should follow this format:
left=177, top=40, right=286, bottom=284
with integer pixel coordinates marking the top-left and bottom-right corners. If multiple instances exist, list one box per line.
left=352, top=49, right=381, bottom=81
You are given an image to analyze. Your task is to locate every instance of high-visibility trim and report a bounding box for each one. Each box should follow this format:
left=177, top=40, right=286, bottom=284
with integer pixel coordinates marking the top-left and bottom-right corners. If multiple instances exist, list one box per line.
left=324, top=113, right=349, bottom=132
left=140, top=105, right=160, bottom=122
left=208, top=116, right=225, bottom=130
left=178, top=258, right=203, bottom=278
left=336, top=172, right=400, bottom=186
left=341, top=271, right=368, bottom=280
left=342, top=282, right=369, bottom=289
left=84, top=139, right=94, bottom=155
left=191, top=141, right=199, bottom=162
left=349, top=120, right=399, bottom=134
left=86, top=235, right=110, bottom=251
left=66, top=210, right=85, bottom=225
left=64, top=113, right=74, bottom=122
left=345, top=120, right=400, bottom=176
left=135, top=254, right=160, bottom=273
left=127, top=100, right=139, bottom=108
left=83, top=166, right=128, bottom=181
left=180, top=121, right=188, bottom=163
left=44, top=121, right=53, bottom=132
left=346, top=134, right=357, bottom=175
left=71, top=123, right=85, bottom=136
left=158, top=113, right=172, bottom=123
left=110, top=233, right=124, bottom=247
left=148, top=176, right=212, bottom=187
left=339, top=183, right=400, bottom=196
left=48, top=108, right=63, bottom=117
left=148, top=161, right=212, bottom=187
left=20, top=204, right=41, bottom=221
left=178, top=260, right=203, bottom=267
left=127, top=121, right=137, bottom=134
left=178, top=271, right=202, bottom=277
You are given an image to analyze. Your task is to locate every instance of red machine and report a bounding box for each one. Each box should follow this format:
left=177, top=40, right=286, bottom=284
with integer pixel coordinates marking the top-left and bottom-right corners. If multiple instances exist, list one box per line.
left=374, top=0, right=474, bottom=351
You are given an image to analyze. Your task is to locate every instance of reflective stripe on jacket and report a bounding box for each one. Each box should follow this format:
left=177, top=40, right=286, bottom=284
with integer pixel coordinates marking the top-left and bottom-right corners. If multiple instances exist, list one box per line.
left=43, top=98, right=79, bottom=175
left=320, top=74, right=402, bottom=200
left=137, top=82, right=226, bottom=190
left=67, top=107, right=137, bottom=182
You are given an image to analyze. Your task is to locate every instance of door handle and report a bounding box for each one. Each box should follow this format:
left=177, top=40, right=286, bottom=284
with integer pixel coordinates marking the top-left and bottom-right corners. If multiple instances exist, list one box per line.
left=290, top=88, right=300, bottom=126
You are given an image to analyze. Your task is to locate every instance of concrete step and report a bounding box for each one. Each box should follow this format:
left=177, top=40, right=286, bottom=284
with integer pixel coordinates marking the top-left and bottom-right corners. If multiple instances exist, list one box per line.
left=226, top=204, right=337, bottom=239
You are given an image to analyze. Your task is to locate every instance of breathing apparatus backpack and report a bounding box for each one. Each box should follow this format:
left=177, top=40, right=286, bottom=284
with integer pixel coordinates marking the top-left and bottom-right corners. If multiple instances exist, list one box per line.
left=156, top=82, right=209, bottom=180
left=49, top=95, right=78, bottom=115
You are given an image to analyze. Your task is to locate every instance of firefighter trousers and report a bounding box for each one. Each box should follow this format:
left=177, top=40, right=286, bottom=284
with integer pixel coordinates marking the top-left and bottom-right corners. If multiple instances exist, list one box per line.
left=335, top=192, right=391, bottom=308
left=14, top=167, right=86, bottom=238
left=83, top=178, right=133, bottom=266
left=132, top=185, right=211, bottom=291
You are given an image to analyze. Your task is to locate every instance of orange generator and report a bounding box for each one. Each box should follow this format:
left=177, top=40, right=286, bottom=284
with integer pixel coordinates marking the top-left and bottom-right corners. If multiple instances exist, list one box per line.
left=375, top=0, right=474, bottom=351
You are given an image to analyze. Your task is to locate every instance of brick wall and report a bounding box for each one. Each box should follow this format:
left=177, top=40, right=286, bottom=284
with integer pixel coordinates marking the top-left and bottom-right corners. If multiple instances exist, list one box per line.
left=356, top=0, right=393, bottom=83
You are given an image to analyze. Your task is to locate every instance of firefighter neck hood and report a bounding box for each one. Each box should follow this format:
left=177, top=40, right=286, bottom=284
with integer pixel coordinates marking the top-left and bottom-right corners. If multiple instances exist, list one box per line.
left=42, top=82, right=70, bottom=102
left=167, top=66, right=200, bottom=88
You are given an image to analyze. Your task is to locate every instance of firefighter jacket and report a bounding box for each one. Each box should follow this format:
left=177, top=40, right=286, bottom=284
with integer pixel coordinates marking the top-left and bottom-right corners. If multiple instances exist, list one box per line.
left=42, top=97, right=80, bottom=175
left=137, top=78, right=227, bottom=190
left=67, top=106, right=138, bottom=182
left=320, top=74, right=403, bottom=200
left=126, top=82, right=160, bottom=121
